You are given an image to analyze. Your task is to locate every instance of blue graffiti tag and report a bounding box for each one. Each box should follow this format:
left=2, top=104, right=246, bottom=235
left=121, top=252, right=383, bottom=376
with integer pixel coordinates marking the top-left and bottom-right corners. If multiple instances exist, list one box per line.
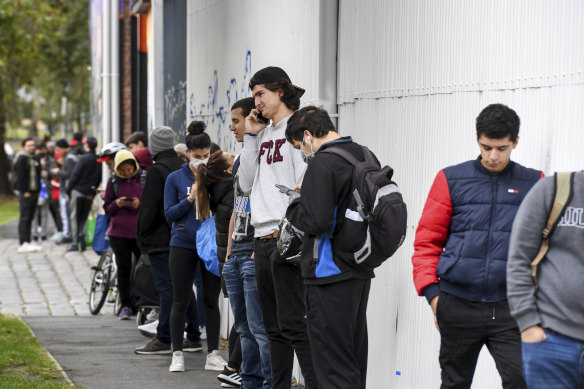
left=189, top=50, right=252, bottom=152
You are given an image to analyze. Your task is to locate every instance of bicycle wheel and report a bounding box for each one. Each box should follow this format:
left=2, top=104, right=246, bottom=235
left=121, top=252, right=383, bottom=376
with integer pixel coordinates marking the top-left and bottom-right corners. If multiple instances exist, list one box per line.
left=88, top=248, right=113, bottom=315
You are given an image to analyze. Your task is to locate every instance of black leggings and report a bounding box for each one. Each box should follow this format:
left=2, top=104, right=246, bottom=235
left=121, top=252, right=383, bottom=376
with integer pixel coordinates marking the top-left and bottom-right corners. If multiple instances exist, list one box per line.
left=109, top=236, right=141, bottom=307
left=228, top=324, right=242, bottom=370
left=169, top=246, right=222, bottom=353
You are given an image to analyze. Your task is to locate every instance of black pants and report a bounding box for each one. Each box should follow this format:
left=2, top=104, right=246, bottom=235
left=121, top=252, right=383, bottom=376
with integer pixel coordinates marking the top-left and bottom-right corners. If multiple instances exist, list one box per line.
left=306, top=278, right=371, bottom=389
left=436, top=292, right=526, bottom=389
left=49, top=199, right=63, bottom=232
left=228, top=324, right=243, bottom=371
left=169, top=246, right=221, bottom=352
left=18, top=193, right=38, bottom=244
left=109, top=236, right=141, bottom=307
left=254, top=238, right=318, bottom=389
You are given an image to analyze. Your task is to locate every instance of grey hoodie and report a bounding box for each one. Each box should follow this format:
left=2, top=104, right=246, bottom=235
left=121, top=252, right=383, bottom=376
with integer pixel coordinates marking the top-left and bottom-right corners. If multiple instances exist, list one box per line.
left=507, top=171, right=584, bottom=341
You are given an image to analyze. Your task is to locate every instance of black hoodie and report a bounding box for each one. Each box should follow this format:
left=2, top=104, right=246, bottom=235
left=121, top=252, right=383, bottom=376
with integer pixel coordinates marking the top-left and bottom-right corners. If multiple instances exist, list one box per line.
left=137, top=149, right=183, bottom=253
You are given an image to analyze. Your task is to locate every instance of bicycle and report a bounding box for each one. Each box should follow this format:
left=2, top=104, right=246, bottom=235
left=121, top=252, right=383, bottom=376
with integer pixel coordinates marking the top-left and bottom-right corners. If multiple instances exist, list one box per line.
left=88, top=248, right=120, bottom=315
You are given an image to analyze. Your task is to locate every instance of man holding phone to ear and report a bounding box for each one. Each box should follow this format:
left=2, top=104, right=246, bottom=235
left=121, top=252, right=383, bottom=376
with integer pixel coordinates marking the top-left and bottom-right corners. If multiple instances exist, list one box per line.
left=239, top=67, right=318, bottom=389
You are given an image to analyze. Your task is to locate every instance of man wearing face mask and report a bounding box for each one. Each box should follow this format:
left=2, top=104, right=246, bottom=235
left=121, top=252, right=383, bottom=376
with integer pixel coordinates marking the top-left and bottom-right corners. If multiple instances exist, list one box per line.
left=285, top=106, right=375, bottom=389
left=239, top=67, right=317, bottom=389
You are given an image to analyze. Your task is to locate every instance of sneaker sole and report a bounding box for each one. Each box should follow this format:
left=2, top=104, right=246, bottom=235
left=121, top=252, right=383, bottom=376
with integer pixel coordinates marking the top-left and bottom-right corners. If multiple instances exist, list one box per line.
left=217, top=373, right=242, bottom=386
left=138, top=329, right=156, bottom=338
left=169, top=366, right=185, bottom=372
left=134, top=349, right=171, bottom=355
left=205, top=363, right=227, bottom=371
left=221, top=384, right=239, bottom=388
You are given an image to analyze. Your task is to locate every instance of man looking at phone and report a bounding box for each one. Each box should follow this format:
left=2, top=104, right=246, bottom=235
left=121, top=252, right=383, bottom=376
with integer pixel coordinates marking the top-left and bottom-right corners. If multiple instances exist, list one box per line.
left=284, top=106, right=376, bottom=389
left=239, top=67, right=318, bottom=389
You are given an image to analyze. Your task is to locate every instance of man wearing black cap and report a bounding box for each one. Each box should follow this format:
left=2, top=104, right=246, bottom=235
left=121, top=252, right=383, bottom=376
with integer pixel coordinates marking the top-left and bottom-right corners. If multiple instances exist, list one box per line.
left=239, top=67, right=318, bottom=389
left=66, top=136, right=101, bottom=251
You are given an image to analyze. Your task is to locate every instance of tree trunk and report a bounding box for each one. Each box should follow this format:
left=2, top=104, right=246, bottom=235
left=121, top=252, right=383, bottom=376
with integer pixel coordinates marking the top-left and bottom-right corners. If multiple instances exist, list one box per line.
left=0, top=75, right=15, bottom=197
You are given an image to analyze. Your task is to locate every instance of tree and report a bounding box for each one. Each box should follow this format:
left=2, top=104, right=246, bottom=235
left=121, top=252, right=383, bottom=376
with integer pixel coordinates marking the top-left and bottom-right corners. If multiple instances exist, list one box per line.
left=0, top=0, right=89, bottom=197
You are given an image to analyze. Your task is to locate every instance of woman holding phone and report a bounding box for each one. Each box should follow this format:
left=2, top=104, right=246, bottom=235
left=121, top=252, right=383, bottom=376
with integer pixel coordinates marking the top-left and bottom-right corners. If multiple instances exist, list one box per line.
left=103, top=149, right=143, bottom=320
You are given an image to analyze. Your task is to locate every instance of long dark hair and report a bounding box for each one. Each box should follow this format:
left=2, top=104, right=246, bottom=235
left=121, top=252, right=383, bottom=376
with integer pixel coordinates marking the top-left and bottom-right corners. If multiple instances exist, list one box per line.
left=186, top=121, right=211, bottom=150
left=195, top=150, right=232, bottom=220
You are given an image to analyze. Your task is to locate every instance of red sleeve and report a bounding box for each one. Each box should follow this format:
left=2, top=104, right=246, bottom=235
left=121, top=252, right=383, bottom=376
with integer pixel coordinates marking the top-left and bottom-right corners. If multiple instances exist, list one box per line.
left=412, top=170, right=453, bottom=296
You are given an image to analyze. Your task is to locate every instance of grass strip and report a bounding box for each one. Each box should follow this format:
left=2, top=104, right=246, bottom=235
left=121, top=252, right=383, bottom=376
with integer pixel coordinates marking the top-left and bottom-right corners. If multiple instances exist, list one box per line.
left=0, top=314, right=77, bottom=388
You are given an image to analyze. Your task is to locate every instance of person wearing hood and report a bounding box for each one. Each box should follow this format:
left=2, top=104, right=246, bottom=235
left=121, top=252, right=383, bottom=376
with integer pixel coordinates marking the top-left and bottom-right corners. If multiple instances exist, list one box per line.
left=103, top=149, right=143, bottom=320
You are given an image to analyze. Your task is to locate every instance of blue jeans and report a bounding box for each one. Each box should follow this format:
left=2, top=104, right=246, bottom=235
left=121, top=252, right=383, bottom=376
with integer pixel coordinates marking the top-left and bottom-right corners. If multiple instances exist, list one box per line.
left=223, top=255, right=272, bottom=389
left=522, top=328, right=584, bottom=389
left=149, top=251, right=199, bottom=344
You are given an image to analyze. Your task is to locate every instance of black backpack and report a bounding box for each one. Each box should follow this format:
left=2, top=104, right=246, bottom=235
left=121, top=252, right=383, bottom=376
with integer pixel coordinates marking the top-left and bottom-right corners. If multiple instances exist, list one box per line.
left=321, top=146, right=407, bottom=270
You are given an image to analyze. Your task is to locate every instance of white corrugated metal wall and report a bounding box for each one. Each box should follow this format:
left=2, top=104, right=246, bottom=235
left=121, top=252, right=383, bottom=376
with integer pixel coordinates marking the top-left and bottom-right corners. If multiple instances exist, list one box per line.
left=338, top=1, right=584, bottom=388
left=186, top=1, right=584, bottom=387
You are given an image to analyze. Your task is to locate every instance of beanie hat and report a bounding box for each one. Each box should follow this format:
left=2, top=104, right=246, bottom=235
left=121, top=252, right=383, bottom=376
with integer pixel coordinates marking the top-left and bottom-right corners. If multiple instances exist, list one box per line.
left=149, top=126, right=176, bottom=156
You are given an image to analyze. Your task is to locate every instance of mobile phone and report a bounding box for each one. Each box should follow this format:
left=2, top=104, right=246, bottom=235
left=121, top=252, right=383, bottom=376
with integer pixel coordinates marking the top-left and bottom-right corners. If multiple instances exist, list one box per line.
left=275, top=184, right=291, bottom=193
left=123, top=197, right=134, bottom=202
left=256, top=111, right=268, bottom=125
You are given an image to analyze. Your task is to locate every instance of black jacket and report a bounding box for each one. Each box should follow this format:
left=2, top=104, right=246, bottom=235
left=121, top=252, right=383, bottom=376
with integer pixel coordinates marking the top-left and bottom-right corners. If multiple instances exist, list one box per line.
left=67, top=150, right=101, bottom=196
left=14, top=152, right=40, bottom=193
left=286, top=137, right=374, bottom=285
left=209, top=179, right=234, bottom=264
left=137, top=149, right=183, bottom=253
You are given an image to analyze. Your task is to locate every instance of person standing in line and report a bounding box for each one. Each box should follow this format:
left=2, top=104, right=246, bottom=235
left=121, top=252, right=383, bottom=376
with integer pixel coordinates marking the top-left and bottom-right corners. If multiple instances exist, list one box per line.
left=103, top=149, right=143, bottom=320
left=239, top=67, right=318, bottom=389
left=507, top=171, right=584, bottom=388
left=166, top=121, right=225, bottom=372
left=221, top=97, right=272, bottom=389
left=134, top=126, right=200, bottom=356
left=285, top=106, right=377, bottom=389
left=412, top=104, right=543, bottom=388
left=66, top=137, right=101, bottom=252
left=53, top=138, right=72, bottom=244
left=14, top=137, right=41, bottom=253
left=31, top=141, right=53, bottom=242
left=125, top=131, right=153, bottom=171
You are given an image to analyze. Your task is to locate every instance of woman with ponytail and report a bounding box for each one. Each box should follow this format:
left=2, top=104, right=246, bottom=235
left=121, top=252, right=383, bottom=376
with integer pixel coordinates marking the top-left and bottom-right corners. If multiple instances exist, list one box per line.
left=164, top=121, right=228, bottom=373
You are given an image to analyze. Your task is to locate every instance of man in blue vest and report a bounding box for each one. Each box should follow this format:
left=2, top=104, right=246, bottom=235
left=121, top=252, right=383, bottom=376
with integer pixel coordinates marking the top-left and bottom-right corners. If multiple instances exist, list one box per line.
left=412, top=104, right=543, bottom=388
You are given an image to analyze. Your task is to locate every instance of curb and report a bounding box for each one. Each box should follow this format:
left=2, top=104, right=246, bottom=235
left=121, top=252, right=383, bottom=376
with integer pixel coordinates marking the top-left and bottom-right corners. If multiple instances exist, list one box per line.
left=16, top=314, right=75, bottom=386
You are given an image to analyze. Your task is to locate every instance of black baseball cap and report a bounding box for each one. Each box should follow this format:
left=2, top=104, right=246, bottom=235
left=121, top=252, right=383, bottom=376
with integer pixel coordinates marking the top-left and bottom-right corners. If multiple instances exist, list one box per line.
left=249, top=66, right=305, bottom=98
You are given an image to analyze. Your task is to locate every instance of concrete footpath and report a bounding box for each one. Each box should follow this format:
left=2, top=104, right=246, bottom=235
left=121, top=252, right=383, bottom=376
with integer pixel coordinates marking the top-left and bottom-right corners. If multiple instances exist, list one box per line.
left=0, top=220, right=228, bottom=388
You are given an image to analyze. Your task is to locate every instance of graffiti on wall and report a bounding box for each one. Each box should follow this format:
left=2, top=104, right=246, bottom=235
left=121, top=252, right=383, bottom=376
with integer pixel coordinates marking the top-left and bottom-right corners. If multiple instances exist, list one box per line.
left=189, top=50, right=252, bottom=152
left=165, top=79, right=187, bottom=139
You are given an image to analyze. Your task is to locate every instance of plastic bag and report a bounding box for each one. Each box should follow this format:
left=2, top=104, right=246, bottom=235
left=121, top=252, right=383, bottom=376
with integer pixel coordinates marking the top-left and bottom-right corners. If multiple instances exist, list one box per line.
left=196, top=216, right=220, bottom=277
left=92, top=214, right=111, bottom=255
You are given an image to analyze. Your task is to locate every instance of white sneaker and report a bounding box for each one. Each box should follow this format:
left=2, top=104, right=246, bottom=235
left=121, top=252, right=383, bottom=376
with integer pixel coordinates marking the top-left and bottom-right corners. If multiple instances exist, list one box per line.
left=17, top=242, right=38, bottom=253
left=199, top=326, right=207, bottom=340
left=205, top=349, right=228, bottom=371
left=169, top=351, right=185, bottom=372
left=28, top=243, right=42, bottom=252
left=137, top=320, right=158, bottom=338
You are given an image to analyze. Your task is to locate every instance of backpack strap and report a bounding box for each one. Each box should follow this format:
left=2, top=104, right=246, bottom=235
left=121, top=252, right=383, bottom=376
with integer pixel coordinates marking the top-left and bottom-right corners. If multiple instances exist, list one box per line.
left=531, top=172, right=574, bottom=293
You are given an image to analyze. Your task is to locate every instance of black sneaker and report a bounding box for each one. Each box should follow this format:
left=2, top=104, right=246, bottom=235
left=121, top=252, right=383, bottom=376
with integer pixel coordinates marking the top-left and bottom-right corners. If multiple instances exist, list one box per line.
left=134, top=338, right=171, bottom=355
left=66, top=244, right=79, bottom=252
left=183, top=338, right=203, bottom=352
left=217, top=366, right=242, bottom=387
left=59, top=237, right=72, bottom=244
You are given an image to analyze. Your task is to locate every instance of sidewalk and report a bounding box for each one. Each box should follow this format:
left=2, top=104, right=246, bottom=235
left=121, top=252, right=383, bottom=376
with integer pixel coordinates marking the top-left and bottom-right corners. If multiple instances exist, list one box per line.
left=0, top=220, right=229, bottom=388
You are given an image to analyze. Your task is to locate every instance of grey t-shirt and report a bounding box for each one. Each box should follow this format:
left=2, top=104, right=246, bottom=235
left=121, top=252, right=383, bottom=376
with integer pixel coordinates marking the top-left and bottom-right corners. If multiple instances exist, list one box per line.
left=230, top=156, right=254, bottom=257
left=508, top=171, right=584, bottom=341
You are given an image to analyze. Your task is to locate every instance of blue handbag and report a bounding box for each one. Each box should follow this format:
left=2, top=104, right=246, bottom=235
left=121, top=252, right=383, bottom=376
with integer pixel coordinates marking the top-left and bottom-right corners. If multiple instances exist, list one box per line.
left=92, top=214, right=111, bottom=255
left=196, top=216, right=220, bottom=277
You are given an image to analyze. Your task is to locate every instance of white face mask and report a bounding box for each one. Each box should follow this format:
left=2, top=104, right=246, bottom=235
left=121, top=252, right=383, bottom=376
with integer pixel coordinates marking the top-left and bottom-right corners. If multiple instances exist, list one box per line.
left=302, top=135, right=315, bottom=163
left=190, top=157, right=208, bottom=169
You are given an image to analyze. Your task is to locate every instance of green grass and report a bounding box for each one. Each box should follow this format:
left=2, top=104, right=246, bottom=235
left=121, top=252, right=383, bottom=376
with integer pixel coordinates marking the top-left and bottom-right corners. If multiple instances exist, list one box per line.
left=0, top=197, right=19, bottom=226
left=0, top=314, right=77, bottom=388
